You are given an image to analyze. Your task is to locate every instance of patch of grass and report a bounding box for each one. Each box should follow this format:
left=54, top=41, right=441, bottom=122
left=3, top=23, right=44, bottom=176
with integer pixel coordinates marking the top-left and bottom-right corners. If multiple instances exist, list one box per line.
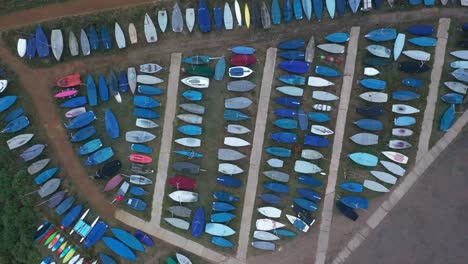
left=0, top=0, right=68, bottom=16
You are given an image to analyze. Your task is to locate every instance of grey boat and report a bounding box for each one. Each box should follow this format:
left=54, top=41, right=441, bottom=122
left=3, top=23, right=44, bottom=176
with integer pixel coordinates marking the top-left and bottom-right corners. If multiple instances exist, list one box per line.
left=179, top=103, right=205, bottom=114
left=80, top=29, right=90, bottom=56
left=38, top=178, right=61, bottom=198
left=131, top=163, right=154, bottom=174
left=227, top=80, right=256, bottom=92
left=168, top=206, right=192, bottom=218
left=260, top=1, right=271, bottom=29
left=252, top=241, right=275, bottom=251
left=262, top=171, right=290, bottom=182
left=380, top=161, right=405, bottom=176
left=27, top=158, right=51, bottom=175
left=305, top=35, right=315, bottom=63
left=47, top=191, right=65, bottom=208
left=171, top=3, right=184, bottom=32
left=20, top=144, right=46, bottom=162
left=349, top=133, right=379, bottom=146
left=225, top=97, right=253, bottom=109
left=173, top=162, right=201, bottom=174
left=125, top=131, right=156, bottom=143
left=68, top=31, right=79, bottom=56
left=218, top=148, right=246, bottom=161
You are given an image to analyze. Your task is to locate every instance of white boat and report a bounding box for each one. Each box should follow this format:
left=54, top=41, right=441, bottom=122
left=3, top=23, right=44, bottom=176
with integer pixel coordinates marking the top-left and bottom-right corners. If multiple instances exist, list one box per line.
left=158, top=10, right=168, bottom=32
left=175, top=137, right=201, bottom=147
left=80, top=29, right=90, bottom=56
left=50, top=29, right=63, bottom=61
left=0, top=80, right=8, bottom=93
left=127, top=67, right=137, bottom=94
left=392, top=104, right=420, bottom=114
left=392, top=128, right=413, bottom=137
left=185, top=8, right=195, bottom=32
left=218, top=149, right=246, bottom=161
left=234, top=0, right=242, bottom=26
left=380, top=160, right=406, bottom=176
left=136, top=75, right=163, bottom=85
left=388, top=139, right=412, bottom=150
left=311, top=125, right=334, bottom=135
left=317, top=43, right=345, bottom=54
left=294, top=160, right=322, bottom=174
left=125, top=131, right=156, bottom=143
left=266, top=158, right=284, bottom=168
left=370, top=170, right=397, bottom=185
left=7, top=133, right=34, bottom=150
left=450, top=50, right=468, bottom=60
left=350, top=132, right=379, bottom=146
left=301, top=149, right=323, bottom=160
left=403, top=50, right=431, bottom=61
left=253, top=231, right=280, bottom=241
left=224, top=137, right=250, bottom=147
left=136, top=118, right=159, bottom=129
left=312, top=91, right=339, bottom=101
left=451, top=60, right=468, bottom=69
left=360, top=92, right=388, bottom=103
left=177, top=114, right=202, bottom=124
left=165, top=218, right=190, bottom=230
left=224, top=2, right=234, bottom=30
left=205, top=223, right=236, bottom=236
left=276, top=86, right=303, bottom=97
left=114, top=22, right=126, bottom=49
left=444, top=81, right=467, bottom=94
left=382, top=151, right=408, bottom=164
left=226, top=124, right=251, bottom=134
left=364, top=67, right=380, bottom=76
left=140, top=63, right=163, bottom=74
left=262, top=171, right=289, bottom=182
left=17, top=38, right=27, bottom=58
left=144, top=13, right=158, bottom=43
left=68, top=31, right=79, bottom=57
left=65, top=107, right=86, bottom=118
left=257, top=207, right=282, bottom=218
left=181, top=76, right=209, bottom=88
left=218, top=163, right=243, bottom=174
left=225, top=97, right=253, bottom=109
left=366, top=45, right=391, bottom=58
left=176, top=253, right=192, bottom=264
left=255, top=219, right=285, bottom=231
left=229, top=66, right=253, bottom=78
left=313, top=104, right=333, bottom=112
left=393, top=33, right=405, bottom=61
left=128, top=23, right=138, bottom=44
left=286, top=215, right=310, bottom=232
left=363, top=180, right=390, bottom=192
left=27, top=158, right=50, bottom=175
left=307, top=76, right=334, bottom=87
left=169, top=190, right=198, bottom=202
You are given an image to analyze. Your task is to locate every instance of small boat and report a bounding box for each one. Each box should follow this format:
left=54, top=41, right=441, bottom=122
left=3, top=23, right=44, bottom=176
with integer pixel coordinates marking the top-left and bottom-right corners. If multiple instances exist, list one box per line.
left=407, top=25, right=434, bottom=35
left=158, top=9, right=168, bottom=32
left=267, top=158, right=284, bottom=168
left=35, top=25, right=50, bottom=57
left=304, top=135, right=330, bottom=147
left=256, top=219, right=285, bottom=231
left=218, top=148, right=246, bottom=161
left=169, top=190, right=198, bottom=203
left=264, top=182, right=289, bottom=193
left=129, top=153, right=152, bottom=164
left=392, top=90, right=420, bottom=101
left=140, top=63, right=163, bottom=74
left=308, top=112, right=330, bottom=122
left=56, top=196, right=75, bottom=215
left=354, top=118, right=383, bottom=131
left=65, top=111, right=95, bottom=129
left=408, top=37, right=437, bottom=47
left=257, top=206, right=282, bottom=218
left=349, top=152, right=378, bottom=166
left=214, top=191, right=239, bottom=202
left=217, top=176, right=243, bottom=187
left=402, top=78, right=423, bottom=88
left=144, top=13, right=157, bottom=43
left=265, top=147, right=292, bottom=157
left=293, top=198, right=318, bottom=212
left=367, top=45, right=391, bottom=58
left=231, top=46, right=255, bottom=55
left=297, top=188, right=321, bottom=202
left=278, top=39, right=305, bottom=49
left=181, top=76, right=209, bottom=88
left=34, top=167, right=58, bottom=185
left=365, top=28, right=397, bottom=42
left=380, top=160, right=406, bottom=176
left=185, top=8, right=195, bottom=32
left=60, top=96, right=87, bottom=108
left=350, top=132, right=379, bottom=145
left=340, top=182, right=363, bottom=193
left=128, top=23, right=138, bottom=44
left=98, top=74, right=109, bottom=101
left=315, top=65, right=341, bottom=77
left=274, top=119, right=298, bottom=130
left=168, top=176, right=196, bottom=190
left=271, top=0, right=281, bottom=24
left=370, top=171, right=397, bottom=185
left=71, top=126, right=96, bottom=142
left=137, top=75, right=163, bottom=85
left=286, top=214, right=309, bottom=232
left=317, top=43, right=345, bottom=54
left=452, top=69, right=468, bottom=82
left=279, top=75, right=306, bottom=85
left=392, top=128, right=413, bottom=137
left=312, top=91, right=339, bottom=101
left=252, top=241, right=275, bottom=251
left=229, top=66, right=253, bottom=78
left=224, top=137, right=250, bottom=147
left=125, top=198, right=147, bottom=211
left=227, top=80, right=256, bottom=92
left=175, top=137, right=201, bottom=147
left=17, top=38, right=27, bottom=58
left=388, top=139, right=412, bottom=149
left=450, top=50, right=468, bottom=60
left=2, top=115, right=29, bottom=133
left=218, top=163, right=243, bottom=175
left=128, top=67, right=137, bottom=94
left=168, top=206, right=192, bottom=218
left=134, top=108, right=160, bottom=119
left=224, top=2, right=234, bottom=30
left=311, top=125, right=334, bottom=135
left=364, top=67, right=380, bottom=76
left=102, top=237, right=137, bottom=261
left=136, top=118, right=158, bottom=129
left=215, top=57, right=226, bottom=81
left=125, top=130, right=156, bottom=143
left=392, top=104, right=420, bottom=114
left=180, top=103, right=205, bottom=115
left=403, top=50, right=431, bottom=61
left=205, top=223, right=235, bottom=236
left=178, top=125, right=202, bottom=136
left=79, top=29, right=91, bottom=55
left=307, top=76, right=334, bottom=87
left=224, top=110, right=250, bottom=121
left=225, top=97, right=253, bottom=109
left=399, top=61, right=431, bottom=73
left=178, top=113, right=203, bottom=124
left=130, top=175, right=152, bottom=185
left=191, top=207, right=205, bottom=237
left=440, top=104, right=455, bottom=131
left=340, top=196, right=368, bottom=209
left=20, top=143, right=46, bottom=162
left=364, top=179, right=390, bottom=193
left=276, top=97, right=301, bottom=108
left=301, top=149, right=323, bottom=160
left=360, top=79, right=386, bottom=90
left=360, top=92, right=388, bottom=103
left=114, top=22, right=126, bottom=49
left=4, top=107, right=24, bottom=122
left=26, top=36, right=36, bottom=59
left=226, top=124, right=251, bottom=134
left=182, top=90, right=203, bottom=101
left=451, top=61, right=468, bottom=69
left=231, top=54, right=257, bottom=66
left=211, top=212, right=236, bottom=223
left=212, top=202, right=236, bottom=212
left=65, top=107, right=86, bottom=118
left=261, top=193, right=281, bottom=204
left=50, top=29, right=63, bottom=61
left=103, top=175, right=123, bottom=192
left=382, top=151, right=409, bottom=164
left=263, top=171, right=290, bottom=182
left=84, top=147, right=113, bottom=166
left=393, top=33, right=406, bottom=61
left=278, top=60, right=310, bottom=74
left=271, top=132, right=297, bottom=143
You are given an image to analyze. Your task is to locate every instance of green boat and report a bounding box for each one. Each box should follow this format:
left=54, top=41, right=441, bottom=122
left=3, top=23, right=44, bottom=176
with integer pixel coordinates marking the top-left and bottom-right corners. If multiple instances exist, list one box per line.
left=166, top=257, right=177, bottom=264
left=364, top=56, right=392, bottom=67
left=182, top=65, right=214, bottom=77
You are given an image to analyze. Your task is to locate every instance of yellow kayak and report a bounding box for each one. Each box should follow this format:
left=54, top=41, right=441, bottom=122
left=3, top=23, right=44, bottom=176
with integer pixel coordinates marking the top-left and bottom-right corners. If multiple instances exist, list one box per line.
left=244, top=3, right=251, bottom=29
left=63, top=246, right=77, bottom=263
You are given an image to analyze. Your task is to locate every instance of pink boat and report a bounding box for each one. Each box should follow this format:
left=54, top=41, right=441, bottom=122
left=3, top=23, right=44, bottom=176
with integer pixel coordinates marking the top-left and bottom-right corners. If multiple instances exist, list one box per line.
left=54, top=89, right=78, bottom=99
left=65, top=107, right=86, bottom=118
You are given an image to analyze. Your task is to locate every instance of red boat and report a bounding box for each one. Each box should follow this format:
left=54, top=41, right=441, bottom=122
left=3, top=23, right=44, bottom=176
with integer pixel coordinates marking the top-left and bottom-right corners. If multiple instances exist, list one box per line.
left=168, top=176, right=197, bottom=190
left=129, top=154, right=152, bottom=164
left=103, top=174, right=124, bottom=192
left=231, top=55, right=257, bottom=66
left=56, top=74, right=81, bottom=88
left=38, top=226, right=57, bottom=244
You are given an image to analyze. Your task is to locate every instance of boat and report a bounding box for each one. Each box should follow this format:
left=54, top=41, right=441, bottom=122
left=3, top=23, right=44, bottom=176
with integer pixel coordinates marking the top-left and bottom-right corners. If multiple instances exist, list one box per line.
left=350, top=133, right=378, bottom=145
left=175, top=137, right=201, bottom=147
left=198, top=0, right=212, bottom=32
left=218, top=148, right=246, bottom=161
left=392, top=104, right=420, bottom=114
left=366, top=45, right=391, bottom=58
left=363, top=180, right=390, bottom=193
left=211, top=212, right=235, bottom=223
left=380, top=160, right=405, bottom=176
left=252, top=241, right=275, bottom=250
left=26, top=36, right=36, bottom=59
left=399, top=61, right=431, bottom=73
left=364, top=56, right=392, bottom=67
left=224, top=2, right=234, bottom=30
left=56, top=196, right=75, bottom=215
left=66, top=111, right=95, bottom=129
left=354, top=118, right=383, bottom=131
left=270, top=132, right=297, bottom=143
left=158, top=9, right=168, bottom=32
left=307, top=76, right=334, bottom=87
left=186, top=8, right=195, bottom=32
left=212, top=236, right=234, bottom=247
left=365, top=28, right=397, bottom=42
left=340, top=196, right=368, bottom=209
left=225, top=97, right=253, bottom=109
left=137, top=85, right=163, bottom=96
left=128, top=23, right=138, bottom=44
left=178, top=113, right=203, bottom=124
left=35, top=25, right=50, bottom=57
left=20, top=143, right=46, bottom=162
left=278, top=39, right=304, bottom=50
left=286, top=214, right=310, bottom=232
left=215, top=57, right=226, bottom=81
left=450, top=50, right=468, bottom=60
left=392, top=128, right=413, bottom=137
left=260, top=1, right=271, bottom=29
left=127, top=67, right=137, bottom=94
left=261, top=193, right=281, bottom=204
left=129, top=186, right=146, bottom=196
left=364, top=67, right=380, bottom=76
left=256, top=219, right=285, bottom=231
left=134, top=95, right=160, bottom=108
left=125, top=130, right=156, bottom=143
left=274, top=119, right=298, bottom=130
left=315, top=65, right=341, bottom=77
left=140, top=63, right=163, bottom=74
left=271, top=0, right=281, bottom=24
left=308, top=112, right=331, bottom=122
left=168, top=206, right=192, bottom=218
left=34, top=167, right=58, bottom=185
left=440, top=104, right=455, bottom=131
left=229, top=66, right=253, bottom=78
left=134, top=108, right=160, bottom=119
left=451, top=61, right=468, bottom=69
left=71, top=126, right=96, bottom=142
left=392, top=90, right=420, bottom=101
left=407, top=25, right=434, bottom=35
left=340, top=182, right=363, bottom=193
left=278, top=60, right=310, bottom=75
left=129, top=153, right=152, bottom=164
left=2, top=115, right=30, bottom=133
left=47, top=190, right=65, bottom=208
left=392, top=33, right=406, bottom=61
left=111, top=228, right=145, bottom=252
left=382, top=151, right=409, bottom=164
left=408, top=37, right=437, bottom=47
left=213, top=191, right=239, bottom=202
left=301, top=149, right=323, bottom=160
left=265, top=147, right=292, bottom=157
left=137, top=75, right=163, bottom=85
left=179, top=104, right=204, bottom=115
left=4, top=107, right=24, bottom=122
left=402, top=78, right=423, bottom=88
left=370, top=171, right=397, bottom=184
left=79, top=29, right=91, bottom=55
left=144, top=13, right=157, bottom=43
left=311, top=125, right=334, bottom=135
left=191, top=207, right=205, bottom=237
left=178, top=125, right=202, bottom=136
left=304, top=135, right=330, bottom=147
left=312, top=91, right=339, bottom=101
left=129, top=175, right=153, bottom=185
left=98, top=74, right=110, bottom=101
left=231, top=54, right=257, bottom=67
left=218, top=163, right=243, bottom=174
left=403, top=50, right=431, bottom=61
left=231, top=46, right=255, bottom=55
left=65, top=107, right=86, bottom=118
left=224, top=110, right=250, bottom=121
left=50, top=29, right=63, bottom=61
left=114, top=22, right=126, bottom=49
left=205, top=223, right=235, bottom=236
left=258, top=206, right=282, bottom=218
left=359, top=92, right=388, bottom=103
left=169, top=190, right=198, bottom=203
left=263, top=170, right=290, bottom=182
left=388, top=139, right=412, bottom=150
left=452, top=69, right=468, bottom=82
left=294, top=160, right=322, bottom=174
left=136, top=118, right=158, bottom=129
left=326, top=32, right=349, bottom=43
left=17, top=38, right=26, bottom=58
left=360, top=79, right=386, bottom=90
left=102, top=237, right=137, bottom=261
left=276, top=97, right=301, bottom=108
left=349, top=152, right=378, bottom=166
left=293, top=198, right=318, bottom=212
left=181, top=76, right=209, bottom=88
left=87, top=25, right=99, bottom=50
left=317, top=43, right=345, bottom=54
left=84, top=147, right=113, bottom=166
left=264, top=182, right=289, bottom=193
left=227, top=80, right=256, bottom=92
left=212, top=202, right=235, bottom=212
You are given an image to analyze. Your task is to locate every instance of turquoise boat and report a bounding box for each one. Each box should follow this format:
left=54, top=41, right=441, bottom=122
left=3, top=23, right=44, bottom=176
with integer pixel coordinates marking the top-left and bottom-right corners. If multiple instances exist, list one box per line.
left=34, top=167, right=59, bottom=185
left=84, top=147, right=113, bottom=166
left=278, top=75, right=306, bottom=85
left=293, top=198, right=318, bottom=212
left=271, top=0, right=281, bottom=25
left=293, top=0, right=303, bottom=20
left=110, top=228, right=145, bottom=252
left=365, top=28, right=397, bottom=42
left=313, top=0, right=323, bottom=21
left=360, top=79, right=386, bottom=90
left=102, top=237, right=137, bottom=261
left=182, top=90, right=203, bottom=101
left=340, top=182, right=364, bottom=193
left=87, top=74, right=98, bottom=106
left=137, top=85, right=164, bottom=95
left=174, top=150, right=203, bottom=158
left=274, top=229, right=297, bottom=237
left=265, top=147, right=292, bottom=157
left=131, top=144, right=153, bottom=154
left=348, top=152, right=378, bottom=166
left=308, top=112, right=330, bottom=122
left=316, top=65, right=341, bottom=77
left=441, top=93, right=464, bottom=104
left=212, top=236, right=234, bottom=247
left=274, top=118, right=298, bottom=129
left=178, top=125, right=202, bottom=136
left=224, top=109, right=251, bottom=121
left=408, top=37, right=437, bottom=47
left=326, top=32, right=349, bottom=43
left=440, top=104, right=455, bottom=131
left=205, top=223, right=236, bottom=237
left=215, top=57, right=226, bottom=81
left=212, top=202, right=235, bottom=212
left=395, top=116, right=416, bottom=126
left=210, top=212, right=236, bottom=223
left=78, top=138, right=102, bottom=155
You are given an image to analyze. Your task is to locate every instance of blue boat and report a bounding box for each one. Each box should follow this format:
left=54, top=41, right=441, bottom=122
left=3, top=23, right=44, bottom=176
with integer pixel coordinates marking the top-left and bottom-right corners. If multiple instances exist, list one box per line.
left=340, top=182, right=364, bottom=193
left=2, top=115, right=29, bottom=133
left=84, top=147, right=114, bottom=166
left=119, top=71, right=129, bottom=93
left=408, top=37, right=437, bottom=47
left=231, top=46, right=255, bottom=55
left=399, top=61, right=431, bottom=74
left=109, top=71, right=119, bottom=98
left=84, top=221, right=108, bottom=248
left=316, top=66, right=341, bottom=77
left=395, top=116, right=416, bottom=126
left=99, top=253, right=116, bottom=264
left=137, top=85, right=164, bottom=95
left=274, top=229, right=297, bottom=237
left=198, top=0, right=212, bottom=33
left=87, top=74, right=98, bottom=106
left=35, top=25, right=50, bottom=58
left=271, top=0, right=281, bottom=25
left=133, top=108, right=160, bottom=119
left=212, top=202, right=235, bottom=212
left=278, top=75, right=306, bottom=85
left=60, top=204, right=83, bottom=229
left=375, top=0, right=382, bottom=8
left=229, top=66, right=252, bottom=77
left=271, top=132, right=298, bottom=143
left=215, top=57, right=226, bottom=81
left=274, top=108, right=297, bottom=117
left=217, top=175, right=243, bottom=187
left=264, top=182, right=289, bottom=194
left=174, top=150, right=203, bottom=158
left=304, top=135, right=331, bottom=147
left=409, top=0, right=422, bottom=5
left=348, top=0, right=360, bottom=13
left=360, top=79, right=386, bottom=90
left=354, top=119, right=383, bottom=131
left=71, top=125, right=96, bottom=142
left=298, top=108, right=308, bottom=131
left=356, top=106, right=384, bottom=117
left=60, top=96, right=87, bottom=108
left=265, top=147, right=292, bottom=157
left=365, top=28, right=397, bottom=42
left=177, top=125, right=202, bottom=136
left=407, top=25, right=434, bottom=36
left=134, top=95, right=160, bottom=108
left=26, top=36, right=36, bottom=59
left=105, top=109, right=120, bottom=139
left=278, top=60, right=310, bottom=74
left=66, top=111, right=95, bottom=129
left=293, top=0, right=303, bottom=20
left=340, top=196, right=369, bottom=209
left=111, top=228, right=145, bottom=252
left=134, top=230, right=154, bottom=247
left=224, top=109, right=250, bottom=121
left=41, top=256, right=52, bottom=264
left=191, top=207, right=205, bottom=237
left=130, top=186, right=146, bottom=196
left=99, top=75, right=109, bottom=101
left=211, top=236, right=234, bottom=247
left=326, top=32, right=350, bottom=43
left=213, top=7, right=223, bottom=32
left=100, top=24, right=112, bottom=49
left=275, top=96, right=301, bottom=108
left=131, top=143, right=153, bottom=154
left=298, top=174, right=323, bottom=187
left=313, top=0, right=324, bottom=21
left=34, top=167, right=59, bottom=185
left=211, top=212, right=236, bottom=223
left=278, top=39, right=305, bottom=50
left=213, top=191, right=239, bottom=202
left=260, top=193, right=281, bottom=204
left=297, top=188, right=321, bottom=202
left=56, top=196, right=75, bottom=215
left=349, top=152, right=378, bottom=166
left=279, top=51, right=305, bottom=60
left=441, top=93, right=464, bottom=104
left=402, top=78, right=423, bottom=88
left=126, top=198, right=147, bottom=211
left=440, top=104, right=455, bottom=131
left=308, top=112, right=331, bottom=122
left=392, top=90, right=420, bottom=101
left=5, top=107, right=24, bottom=122
left=102, top=237, right=138, bottom=261
left=274, top=118, right=298, bottom=129
left=89, top=25, right=99, bottom=50
left=182, top=90, right=203, bottom=101
left=336, top=0, right=346, bottom=17
left=293, top=198, right=318, bottom=212
left=283, top=0, right=293, bottom=23
left=78, top=138, right=102, bottom=155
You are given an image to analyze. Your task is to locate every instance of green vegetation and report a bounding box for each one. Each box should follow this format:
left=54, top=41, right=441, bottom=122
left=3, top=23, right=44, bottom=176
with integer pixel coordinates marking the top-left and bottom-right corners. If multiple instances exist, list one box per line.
left=0, top=0, right=68, bottom=16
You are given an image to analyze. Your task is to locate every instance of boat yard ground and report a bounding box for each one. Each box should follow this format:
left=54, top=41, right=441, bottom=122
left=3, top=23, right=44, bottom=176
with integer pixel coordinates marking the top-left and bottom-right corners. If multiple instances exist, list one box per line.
left=0, top=2, right=467, bottom=263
